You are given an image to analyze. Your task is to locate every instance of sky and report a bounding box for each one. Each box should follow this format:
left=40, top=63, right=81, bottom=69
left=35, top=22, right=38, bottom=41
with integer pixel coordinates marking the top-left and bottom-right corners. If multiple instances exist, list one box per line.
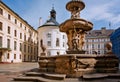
left=2, top=0, right=120, bottom=30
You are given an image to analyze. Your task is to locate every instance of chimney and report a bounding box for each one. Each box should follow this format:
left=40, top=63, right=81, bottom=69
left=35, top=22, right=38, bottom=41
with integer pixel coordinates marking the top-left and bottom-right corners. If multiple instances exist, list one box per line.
left=101, top=27, right=106, bottom=34
left=39, top=17, right=43, bottom=26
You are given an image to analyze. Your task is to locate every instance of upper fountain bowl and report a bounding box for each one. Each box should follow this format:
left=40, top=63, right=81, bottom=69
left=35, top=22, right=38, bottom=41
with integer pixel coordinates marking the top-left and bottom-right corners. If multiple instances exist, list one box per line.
left=66, top=0, right=85, bottom=12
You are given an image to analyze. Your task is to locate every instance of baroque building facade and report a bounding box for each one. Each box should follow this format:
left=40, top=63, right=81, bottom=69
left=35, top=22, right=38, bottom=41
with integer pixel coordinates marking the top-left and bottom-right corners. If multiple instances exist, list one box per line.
left=84, top=27, right=114, bottom=55
left=0, top=1, right=38, bottom=63
left=37, top=7, right=67, bottom=56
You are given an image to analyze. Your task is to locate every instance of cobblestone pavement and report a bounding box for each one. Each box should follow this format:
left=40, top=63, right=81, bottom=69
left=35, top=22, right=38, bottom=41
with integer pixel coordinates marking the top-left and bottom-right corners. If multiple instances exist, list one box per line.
left=0, top=62, right=38, bottom=82
left=0, top=62, right=38, bottom=73
left=0, top=63, right=120, bottom=82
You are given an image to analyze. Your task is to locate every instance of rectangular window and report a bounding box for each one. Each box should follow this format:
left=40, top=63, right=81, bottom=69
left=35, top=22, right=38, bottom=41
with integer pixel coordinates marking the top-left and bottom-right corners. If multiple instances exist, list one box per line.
left=15, top=19, right=17, bottom=24
left=31, top=46, right=33, bottom=54
left=20, top=43, right=22, bottom=51
left=8, top=26, right=10, bottom=34
left=25, top=27, right=26, bottom=30
left=20, top=33, right=22, bottom=39
left=8, top=14, right=11, bottom=20
left=34, top=47, right=35, bottom=55
left=20, top=23, right=22, bottom=27
left=28, top=45, right=30, bottom=53
left=0, top=22, right=2, bottom=30
left=63, top=42, right=65, bottom=47
left=7, top=53, right=10, bottom=59
left=14, top=30, right=17, bottom=37
left=24, top=34, right=26, bottom=41
left=20, top=54, right=21, bottom=59
left=87, top=45, right=88, bottom=49
left=47, top=41, right=51, bottom=46
left=14, top=41, right=17, bottom=50
left=0, top=8, right=3, bottom=15
left=98, top=44, right=100, bottom=49
left=14, top=54, right=16, bottom=59
left=24, top=44, right=26, bottom=52
left=0, top=36, right=2, bottom=47
left=47, top=33, right=51, bottom=38
left=92, top=44, right=94, bottom=49
left=7, top=39, right=10, bottom=48
left=63, top=35, right=65, bottom=39
left=56, top=38, right=59, bottom=47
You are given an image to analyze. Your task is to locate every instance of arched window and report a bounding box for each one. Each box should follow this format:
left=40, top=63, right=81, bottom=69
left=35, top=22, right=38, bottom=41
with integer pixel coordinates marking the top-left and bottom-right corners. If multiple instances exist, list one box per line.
left=0, top=22, right=2, bottom=30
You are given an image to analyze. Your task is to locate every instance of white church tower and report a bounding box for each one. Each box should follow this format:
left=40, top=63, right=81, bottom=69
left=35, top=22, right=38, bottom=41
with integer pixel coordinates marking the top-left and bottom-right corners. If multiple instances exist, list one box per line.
left=37, top=7, right=67, bottom=56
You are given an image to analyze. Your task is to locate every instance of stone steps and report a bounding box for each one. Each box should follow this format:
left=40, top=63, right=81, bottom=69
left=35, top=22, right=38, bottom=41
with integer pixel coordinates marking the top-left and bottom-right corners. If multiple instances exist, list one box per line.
left=82, top=73, right=120, bottom=80
left=14, top=72, right=66, bottom=82
left=14, top=76, right=64, bottom=82
left=25, top=72, right=66, bottom=80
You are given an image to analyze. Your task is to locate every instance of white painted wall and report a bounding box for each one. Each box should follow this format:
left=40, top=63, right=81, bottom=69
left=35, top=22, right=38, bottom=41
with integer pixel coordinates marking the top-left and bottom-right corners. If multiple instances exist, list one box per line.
left=37, top=25, right=67, bottom=56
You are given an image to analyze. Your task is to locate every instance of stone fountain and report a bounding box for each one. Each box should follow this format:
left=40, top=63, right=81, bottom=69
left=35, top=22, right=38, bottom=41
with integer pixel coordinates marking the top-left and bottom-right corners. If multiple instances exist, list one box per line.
left=38, top=0, right=119, bottom=78
left=60, top=0, right=93, bottom=54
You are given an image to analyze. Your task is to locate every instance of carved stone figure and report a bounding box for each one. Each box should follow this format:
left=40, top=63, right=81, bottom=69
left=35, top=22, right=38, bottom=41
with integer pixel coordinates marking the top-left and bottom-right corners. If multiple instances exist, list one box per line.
left=106, top=42, right=112, bottom=50
left=71, top=7, right=80, bottom=18
left=78, top=30, right=86, bottom=50
left=72, top=38, right=78, bottom=50
left=66, top=30, right=73, bottom=50
left=105, top=42, right=113, bottom=54
left=40, top=39, right=46, bottom=53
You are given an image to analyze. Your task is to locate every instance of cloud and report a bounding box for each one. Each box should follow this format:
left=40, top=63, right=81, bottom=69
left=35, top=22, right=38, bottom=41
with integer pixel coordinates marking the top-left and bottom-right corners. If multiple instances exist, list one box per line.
left=82, top=0, right=120, bottom=27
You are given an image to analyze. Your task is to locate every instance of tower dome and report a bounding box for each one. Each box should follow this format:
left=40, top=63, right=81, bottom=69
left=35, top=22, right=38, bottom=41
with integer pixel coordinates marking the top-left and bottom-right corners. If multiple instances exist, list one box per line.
left=39, top=7, right=59, bottom=27
left=50, top=7, right=56, bottom=20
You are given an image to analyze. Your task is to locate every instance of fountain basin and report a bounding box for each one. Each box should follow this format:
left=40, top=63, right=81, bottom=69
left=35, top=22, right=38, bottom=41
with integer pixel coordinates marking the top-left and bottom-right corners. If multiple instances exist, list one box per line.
left=60, top=18, right=93, bottom=32
left=38, top=54, right=119, bottom=77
